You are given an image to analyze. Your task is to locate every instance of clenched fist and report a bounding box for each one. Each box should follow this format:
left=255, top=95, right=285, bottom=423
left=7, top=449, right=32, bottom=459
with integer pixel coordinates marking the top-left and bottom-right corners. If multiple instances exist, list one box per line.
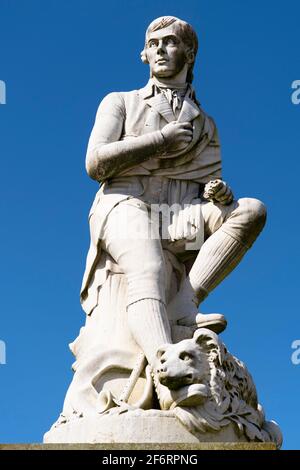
left=161, top=121, right=193, bottom=153
left=203, top=179, right=234, bottom=205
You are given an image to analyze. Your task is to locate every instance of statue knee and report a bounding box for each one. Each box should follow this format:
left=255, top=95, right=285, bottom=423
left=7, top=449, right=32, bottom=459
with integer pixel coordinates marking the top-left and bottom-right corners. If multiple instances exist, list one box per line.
left=240, top=197, right=266, bottom=223
left=236, top=197, right=267, bottom=238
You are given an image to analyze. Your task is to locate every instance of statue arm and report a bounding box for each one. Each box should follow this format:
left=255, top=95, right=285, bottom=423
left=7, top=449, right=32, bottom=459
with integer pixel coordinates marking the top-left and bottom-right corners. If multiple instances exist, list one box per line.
left=86, top=93, right=166, bottom=181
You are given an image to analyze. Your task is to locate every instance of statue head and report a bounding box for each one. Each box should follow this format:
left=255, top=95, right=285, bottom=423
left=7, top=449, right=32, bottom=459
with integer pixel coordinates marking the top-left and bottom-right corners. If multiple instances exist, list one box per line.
left=141, top=16, right=198, bottom=83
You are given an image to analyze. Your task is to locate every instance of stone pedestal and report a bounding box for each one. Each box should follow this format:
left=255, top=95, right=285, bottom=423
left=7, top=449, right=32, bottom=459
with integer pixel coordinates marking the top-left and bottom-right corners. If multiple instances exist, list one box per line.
left=0, top=443, right=276, bottom=450
left=44, top=410, right=250, bottom=445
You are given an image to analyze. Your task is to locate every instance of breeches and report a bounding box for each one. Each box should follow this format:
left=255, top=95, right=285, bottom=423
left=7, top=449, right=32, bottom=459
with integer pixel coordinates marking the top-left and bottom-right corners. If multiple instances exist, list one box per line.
left=100, top=197, right=266, bottom=306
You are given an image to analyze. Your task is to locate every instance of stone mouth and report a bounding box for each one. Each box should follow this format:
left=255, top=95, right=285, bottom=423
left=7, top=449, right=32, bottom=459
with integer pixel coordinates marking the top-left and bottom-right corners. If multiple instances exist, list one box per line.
left=159, top=372, right=194, bottom=390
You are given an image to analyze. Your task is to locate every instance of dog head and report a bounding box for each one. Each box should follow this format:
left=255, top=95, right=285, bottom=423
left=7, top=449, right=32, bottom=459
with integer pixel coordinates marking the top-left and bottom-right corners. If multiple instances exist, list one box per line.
left=155, top=328, right=224, bottom=390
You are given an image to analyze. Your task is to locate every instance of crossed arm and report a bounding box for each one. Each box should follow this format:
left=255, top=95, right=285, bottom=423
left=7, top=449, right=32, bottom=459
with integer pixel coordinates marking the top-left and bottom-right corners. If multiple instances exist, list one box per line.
left=86, top=93, right=233, bottom=205
left=85, top=93, right=193, bottom=182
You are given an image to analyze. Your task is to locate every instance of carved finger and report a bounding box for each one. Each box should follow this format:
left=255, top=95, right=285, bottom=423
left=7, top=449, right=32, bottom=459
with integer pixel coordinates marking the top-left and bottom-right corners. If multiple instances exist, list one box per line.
left=179, top=130, right=193, bottom=136
left=214, top=183, right=228, bottom=199
left=180, top=122, right=193, bottom=128
left=204, top=180, right=223, bottom=197
left=218, top=189, right=234, bottom=205
left=216, top=185, right=230, bottom=198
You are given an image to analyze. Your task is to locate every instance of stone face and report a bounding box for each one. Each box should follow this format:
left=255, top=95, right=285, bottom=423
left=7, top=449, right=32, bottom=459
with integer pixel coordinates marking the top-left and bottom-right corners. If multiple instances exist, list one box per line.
left=45, top=15, right=282, bottom=448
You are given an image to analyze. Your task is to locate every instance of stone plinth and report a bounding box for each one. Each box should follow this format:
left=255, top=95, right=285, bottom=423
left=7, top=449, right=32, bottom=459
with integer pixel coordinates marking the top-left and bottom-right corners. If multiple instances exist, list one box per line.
left=43, top=410, right=266, bottom=446
left=0, top=443, right=276, bottom=450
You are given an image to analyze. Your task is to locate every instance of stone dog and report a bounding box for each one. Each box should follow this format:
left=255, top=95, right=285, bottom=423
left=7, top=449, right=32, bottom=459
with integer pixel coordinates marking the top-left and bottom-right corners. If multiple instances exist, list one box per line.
left=153, top=328, right=282, bottom=447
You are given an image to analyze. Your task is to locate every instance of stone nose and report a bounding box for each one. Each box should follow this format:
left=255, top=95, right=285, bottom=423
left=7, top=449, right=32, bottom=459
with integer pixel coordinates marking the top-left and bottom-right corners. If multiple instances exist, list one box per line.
left=156, top=362, right=167, bottom=374
left=157, top=39, right=166, bottom=54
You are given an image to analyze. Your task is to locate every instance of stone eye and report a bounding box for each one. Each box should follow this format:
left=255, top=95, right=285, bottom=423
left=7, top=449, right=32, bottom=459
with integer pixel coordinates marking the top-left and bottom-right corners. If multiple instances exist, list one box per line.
left=166, top=37, right=176, bottom=45
left=179, top=352, right=192, bottom=361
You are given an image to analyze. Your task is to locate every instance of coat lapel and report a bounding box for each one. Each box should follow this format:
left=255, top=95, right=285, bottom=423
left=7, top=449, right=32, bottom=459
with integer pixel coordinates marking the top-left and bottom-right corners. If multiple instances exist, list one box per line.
left=177, top=95, right=201, bottom=123
left=138, top=80, right=201, bottom=123
left=139, top=81, right=175, bottom=123
left=146, top=92, right=175, bottom=123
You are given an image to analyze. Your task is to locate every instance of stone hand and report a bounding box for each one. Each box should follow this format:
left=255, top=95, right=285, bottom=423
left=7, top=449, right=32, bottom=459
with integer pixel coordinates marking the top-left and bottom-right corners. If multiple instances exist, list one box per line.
left=160, top=121, right=193, bottom=153
left=203, top=179, right=234, bottom=205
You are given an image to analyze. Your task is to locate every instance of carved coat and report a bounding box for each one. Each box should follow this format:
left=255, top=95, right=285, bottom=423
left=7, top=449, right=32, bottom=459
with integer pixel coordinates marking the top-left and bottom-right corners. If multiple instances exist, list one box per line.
left=80, top=80, right=222, bottom=315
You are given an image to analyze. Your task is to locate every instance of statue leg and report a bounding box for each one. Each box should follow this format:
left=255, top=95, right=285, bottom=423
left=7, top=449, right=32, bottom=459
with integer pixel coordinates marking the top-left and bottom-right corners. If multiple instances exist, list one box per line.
left=101, top=200, right=172, bottom=365
left=98, top=198, right=239, bottom=411
left=168, top=198, right=267, bottom=330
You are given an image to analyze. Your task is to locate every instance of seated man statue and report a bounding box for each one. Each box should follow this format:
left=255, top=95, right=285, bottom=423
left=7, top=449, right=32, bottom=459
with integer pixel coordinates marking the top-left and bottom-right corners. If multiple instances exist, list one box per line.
left=80, top=16, right=266, bottom=403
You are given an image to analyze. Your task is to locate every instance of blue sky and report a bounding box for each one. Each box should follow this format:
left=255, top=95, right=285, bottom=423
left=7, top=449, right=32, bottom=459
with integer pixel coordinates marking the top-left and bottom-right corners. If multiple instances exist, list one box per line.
left=0, top=0, right=299, bottom=449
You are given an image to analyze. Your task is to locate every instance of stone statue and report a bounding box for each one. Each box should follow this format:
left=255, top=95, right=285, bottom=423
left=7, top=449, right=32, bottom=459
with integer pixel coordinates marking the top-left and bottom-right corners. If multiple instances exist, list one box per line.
left=44, top=16, right=282, bottom=447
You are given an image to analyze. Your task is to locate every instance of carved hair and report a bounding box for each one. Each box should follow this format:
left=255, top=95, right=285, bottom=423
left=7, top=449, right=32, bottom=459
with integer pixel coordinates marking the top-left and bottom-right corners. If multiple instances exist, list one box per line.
left=141, top=16, right=198, bottom=83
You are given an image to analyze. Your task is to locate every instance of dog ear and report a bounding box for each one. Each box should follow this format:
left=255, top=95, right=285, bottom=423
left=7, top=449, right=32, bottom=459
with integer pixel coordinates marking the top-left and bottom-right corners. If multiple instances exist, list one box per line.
left=193, top=328, right=224, bottom=366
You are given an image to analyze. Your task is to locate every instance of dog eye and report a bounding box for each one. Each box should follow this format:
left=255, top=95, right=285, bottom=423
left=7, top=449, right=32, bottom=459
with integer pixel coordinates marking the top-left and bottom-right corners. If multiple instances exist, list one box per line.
left=179, top=352, right=192, bottom=361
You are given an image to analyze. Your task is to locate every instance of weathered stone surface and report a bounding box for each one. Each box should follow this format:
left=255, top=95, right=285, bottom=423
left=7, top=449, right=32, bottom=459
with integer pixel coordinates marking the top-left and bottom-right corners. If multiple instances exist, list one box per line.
left=44, top=411, right=280, bottom=449
left=0, top=443, right=276, bottom=450
left=44, top=412, right=243, bottom=444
